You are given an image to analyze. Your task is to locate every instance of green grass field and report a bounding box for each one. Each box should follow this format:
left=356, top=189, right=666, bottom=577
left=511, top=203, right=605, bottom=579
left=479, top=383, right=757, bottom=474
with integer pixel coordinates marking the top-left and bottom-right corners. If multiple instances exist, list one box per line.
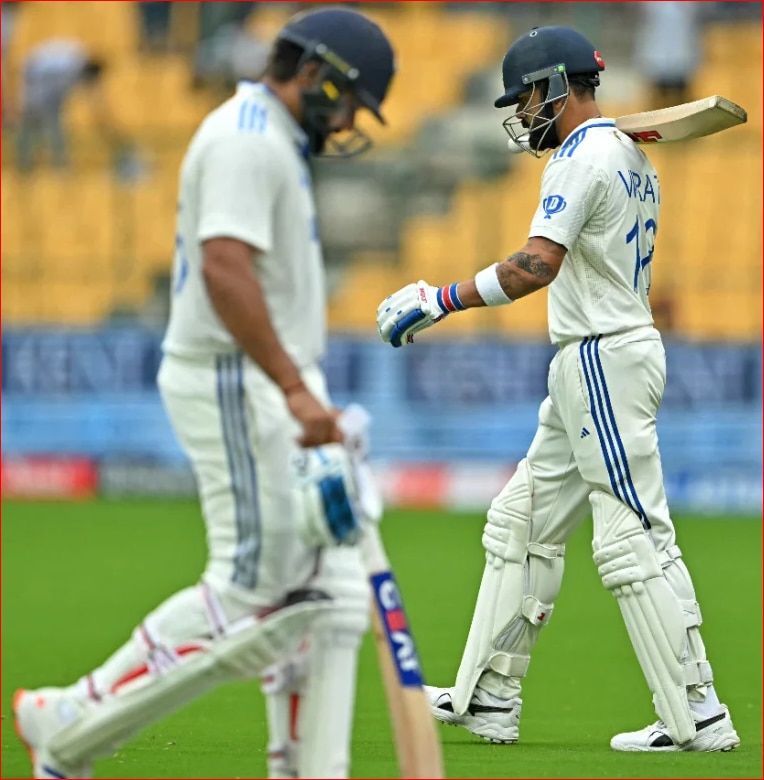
left=2, top=501, right=761, bottom=779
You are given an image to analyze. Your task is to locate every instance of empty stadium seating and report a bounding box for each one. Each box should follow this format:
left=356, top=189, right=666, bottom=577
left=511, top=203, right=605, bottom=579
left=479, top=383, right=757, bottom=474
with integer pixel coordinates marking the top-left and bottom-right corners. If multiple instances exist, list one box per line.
left=1, top=4, right=760, bottom=340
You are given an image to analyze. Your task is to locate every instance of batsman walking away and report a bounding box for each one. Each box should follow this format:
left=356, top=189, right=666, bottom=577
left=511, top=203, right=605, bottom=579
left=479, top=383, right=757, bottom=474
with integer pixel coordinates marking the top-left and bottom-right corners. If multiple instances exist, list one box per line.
left=13, top=7, right=398, bottom=779
left=377, top=24, right=743, bottom=753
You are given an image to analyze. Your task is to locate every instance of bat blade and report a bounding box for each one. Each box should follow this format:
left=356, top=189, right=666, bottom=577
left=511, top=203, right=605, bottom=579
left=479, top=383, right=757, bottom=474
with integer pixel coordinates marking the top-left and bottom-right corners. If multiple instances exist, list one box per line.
left=362, top=525, right=444, bottom=779
left=615, top=95, right=747, bottom=143
left=506, top=95, right=747, bottom=153
left=370, top=605, right=445, bottom=778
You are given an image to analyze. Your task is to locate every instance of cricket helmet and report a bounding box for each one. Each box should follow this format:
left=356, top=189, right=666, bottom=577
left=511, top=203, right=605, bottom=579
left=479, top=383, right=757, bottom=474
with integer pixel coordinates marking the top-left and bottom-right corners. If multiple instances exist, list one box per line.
left=277, top=6, right=395, bottom=155
left=495, top=25, right=605, bottom=108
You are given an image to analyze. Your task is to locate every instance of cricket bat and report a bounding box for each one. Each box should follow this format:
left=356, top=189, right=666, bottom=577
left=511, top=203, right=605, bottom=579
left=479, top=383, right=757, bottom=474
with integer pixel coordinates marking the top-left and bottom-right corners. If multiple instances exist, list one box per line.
left=362, top=524, right=445, bottom=779
left=338, top=404, right=443, bottom=778
left=509, top=94, right=747, bottom=152
left=615, top=94, right=747, bottom=143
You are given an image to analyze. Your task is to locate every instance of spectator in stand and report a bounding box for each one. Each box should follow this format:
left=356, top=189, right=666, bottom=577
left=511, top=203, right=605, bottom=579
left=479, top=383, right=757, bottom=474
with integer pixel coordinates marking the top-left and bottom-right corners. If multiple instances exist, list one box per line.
left=634, top=2, right=703, bottom=109
left=16, top=39, right=106, bottom=171
left=137, top=1, right=172, bottom=54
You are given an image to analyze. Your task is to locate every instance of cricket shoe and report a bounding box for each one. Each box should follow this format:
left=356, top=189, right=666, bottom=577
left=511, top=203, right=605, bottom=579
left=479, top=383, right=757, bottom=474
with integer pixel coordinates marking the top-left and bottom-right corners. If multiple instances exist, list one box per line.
left=610, top=705, right=740, bottom=752
left=13, top=688, right=93, bottom=778
left=424, top=685, right=521, bottom=744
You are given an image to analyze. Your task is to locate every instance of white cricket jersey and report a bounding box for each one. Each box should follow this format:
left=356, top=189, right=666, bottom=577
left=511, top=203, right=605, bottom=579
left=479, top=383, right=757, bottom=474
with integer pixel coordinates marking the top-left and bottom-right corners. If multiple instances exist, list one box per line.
left=162, top=82, right=326, bottom=367
left=528, top=117, right=661, bottom=345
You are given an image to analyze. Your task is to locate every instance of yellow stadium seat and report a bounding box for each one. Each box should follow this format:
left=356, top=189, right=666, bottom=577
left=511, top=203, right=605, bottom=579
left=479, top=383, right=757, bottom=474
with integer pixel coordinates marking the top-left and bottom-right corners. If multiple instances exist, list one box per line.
left=679, top=289, right=761, bottom=340
left=327, top=253, right=399, bottom=332
left=8, top=1, right=139, bottom=71
left=38, top=280, right=116, bottom=324
left=2, top=279, right=45, bottom=323
left=1, top=170, right=26, bottom=271
left=105, top=56, right=209, bottom=135
left=23, top=170, right=115, bottom=277
left=128, top=168, right=179, bottom=273
left=2, top=278, right=116, bottom=325
left=356, top=5, right=511, bottom=146
left=247, top=6, right=294, bottom=43
left=695, top=22, right=761, bottom=133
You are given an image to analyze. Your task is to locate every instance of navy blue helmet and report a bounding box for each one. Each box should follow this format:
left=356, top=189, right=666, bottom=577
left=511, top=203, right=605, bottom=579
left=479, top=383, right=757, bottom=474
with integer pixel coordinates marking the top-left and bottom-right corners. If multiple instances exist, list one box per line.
left=277, top=7, right=396, bottom=155
left=495, top=25, right=604, bottom=108
left=496, top=26, right=605, bottom=156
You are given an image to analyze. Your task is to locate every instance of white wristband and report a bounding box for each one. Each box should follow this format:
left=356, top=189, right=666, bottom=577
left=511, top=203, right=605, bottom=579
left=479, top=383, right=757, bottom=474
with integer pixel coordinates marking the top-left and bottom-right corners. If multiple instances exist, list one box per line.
left=475, top=263, right=514, bottom=306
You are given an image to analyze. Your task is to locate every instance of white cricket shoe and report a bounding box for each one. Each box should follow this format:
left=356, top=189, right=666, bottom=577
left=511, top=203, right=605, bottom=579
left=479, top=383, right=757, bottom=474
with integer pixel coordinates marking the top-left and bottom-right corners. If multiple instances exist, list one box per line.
left=424, top=685, right=521, bottom=744
left=13, top=688, right=93, bottom=779
left=610, top=705, right=740, bottom=752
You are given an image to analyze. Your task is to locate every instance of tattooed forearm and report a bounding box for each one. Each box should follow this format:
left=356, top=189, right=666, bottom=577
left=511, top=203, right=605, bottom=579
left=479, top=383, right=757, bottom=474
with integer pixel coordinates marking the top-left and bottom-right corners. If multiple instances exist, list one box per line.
left=513, top=252, right=554, bottom=279
left=496, top=251, right=555, bottom=299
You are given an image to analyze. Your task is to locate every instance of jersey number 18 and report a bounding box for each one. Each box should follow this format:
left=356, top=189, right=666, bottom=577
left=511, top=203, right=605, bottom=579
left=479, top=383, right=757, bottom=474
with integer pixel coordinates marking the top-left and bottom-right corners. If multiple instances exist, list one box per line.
left=626, top=215, right=657, bottom=295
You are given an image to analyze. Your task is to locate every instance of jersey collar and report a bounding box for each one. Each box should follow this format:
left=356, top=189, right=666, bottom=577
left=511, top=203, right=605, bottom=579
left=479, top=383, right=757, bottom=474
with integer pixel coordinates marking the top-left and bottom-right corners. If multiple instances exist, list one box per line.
left=571, top=116, right=616, bottom=133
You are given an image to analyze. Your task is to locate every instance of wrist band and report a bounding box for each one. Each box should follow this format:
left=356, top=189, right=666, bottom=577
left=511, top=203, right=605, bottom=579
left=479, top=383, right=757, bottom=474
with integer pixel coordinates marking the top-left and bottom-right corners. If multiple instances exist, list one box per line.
left=436, top=282, right=466, bottom=313
left=475, top=263, right=514, bottom=307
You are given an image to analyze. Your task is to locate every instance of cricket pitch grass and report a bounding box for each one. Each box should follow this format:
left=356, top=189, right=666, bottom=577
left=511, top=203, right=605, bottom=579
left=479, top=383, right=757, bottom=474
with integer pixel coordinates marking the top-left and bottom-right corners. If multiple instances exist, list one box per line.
left=2, top=501, right=761, bottom=778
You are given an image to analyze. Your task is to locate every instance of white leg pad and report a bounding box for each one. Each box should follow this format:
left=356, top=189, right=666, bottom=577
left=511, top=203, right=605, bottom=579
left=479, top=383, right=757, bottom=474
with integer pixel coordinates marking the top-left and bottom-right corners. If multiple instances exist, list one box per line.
left=49, top=588, right=331, bottom=767
left=657, top=546, right=715, bottom=700
left=263, top=547, right=369, bottom=779
left=452, top=460, right=565, bottom=714
left=591, top=490, right=695, bottom=746
left=261, top=651, right=308, bottom=779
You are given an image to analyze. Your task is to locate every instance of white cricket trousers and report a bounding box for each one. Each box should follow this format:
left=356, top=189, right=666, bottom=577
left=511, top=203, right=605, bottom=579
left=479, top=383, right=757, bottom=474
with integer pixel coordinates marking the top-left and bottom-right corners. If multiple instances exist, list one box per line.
left=158, top=351, right=342, bottom=606
left=473, top=326, right=717, bottom=715
left=524, top=326, right=676, bottom=549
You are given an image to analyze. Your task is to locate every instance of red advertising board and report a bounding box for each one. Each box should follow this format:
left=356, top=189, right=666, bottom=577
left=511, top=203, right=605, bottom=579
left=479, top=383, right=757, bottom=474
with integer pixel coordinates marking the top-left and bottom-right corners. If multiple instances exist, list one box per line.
left=1, top=458, right=98, bottom=499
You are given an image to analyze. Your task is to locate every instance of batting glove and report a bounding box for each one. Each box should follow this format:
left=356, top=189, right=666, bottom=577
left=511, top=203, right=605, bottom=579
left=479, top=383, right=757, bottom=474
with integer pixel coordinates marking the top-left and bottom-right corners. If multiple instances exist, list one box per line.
left=376, top=281, right=464, bottom=348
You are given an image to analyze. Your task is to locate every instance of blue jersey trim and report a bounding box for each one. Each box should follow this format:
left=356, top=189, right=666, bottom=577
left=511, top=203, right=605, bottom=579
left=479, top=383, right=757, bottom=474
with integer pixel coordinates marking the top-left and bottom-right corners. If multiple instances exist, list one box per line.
left=554, top=121, right=616, bottom=159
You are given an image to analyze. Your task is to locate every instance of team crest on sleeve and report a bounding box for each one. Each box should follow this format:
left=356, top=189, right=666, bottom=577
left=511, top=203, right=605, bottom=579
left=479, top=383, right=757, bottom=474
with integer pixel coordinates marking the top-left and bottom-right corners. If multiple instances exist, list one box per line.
left=542, top=194, right=567, bottom=219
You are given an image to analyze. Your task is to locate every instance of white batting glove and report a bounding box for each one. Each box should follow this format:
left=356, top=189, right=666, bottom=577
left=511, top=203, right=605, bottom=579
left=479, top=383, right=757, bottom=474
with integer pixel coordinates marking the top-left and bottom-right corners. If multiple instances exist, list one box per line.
left=376, top=280, right=464, bottom=348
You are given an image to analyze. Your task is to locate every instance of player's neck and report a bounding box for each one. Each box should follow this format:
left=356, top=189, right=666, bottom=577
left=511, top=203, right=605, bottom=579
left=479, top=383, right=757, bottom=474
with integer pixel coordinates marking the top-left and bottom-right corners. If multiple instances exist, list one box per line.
left=557, top=101, right=603, bottom=145
left=261, top=76, right=304, bottom=124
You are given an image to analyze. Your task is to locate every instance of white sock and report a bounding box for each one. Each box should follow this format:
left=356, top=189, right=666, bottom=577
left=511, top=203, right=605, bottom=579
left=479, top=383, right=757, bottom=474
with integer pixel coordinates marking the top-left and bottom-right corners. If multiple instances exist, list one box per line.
left=473, top=686, right=515, bottom=707
left=688, top=684, right=723, bottom=720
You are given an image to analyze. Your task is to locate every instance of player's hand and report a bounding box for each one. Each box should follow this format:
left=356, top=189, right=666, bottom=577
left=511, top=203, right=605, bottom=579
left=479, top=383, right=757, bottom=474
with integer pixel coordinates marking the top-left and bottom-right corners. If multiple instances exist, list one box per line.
left=376, top=280, right=449, bottom=348
left=287, top=388, right=344, bottom=448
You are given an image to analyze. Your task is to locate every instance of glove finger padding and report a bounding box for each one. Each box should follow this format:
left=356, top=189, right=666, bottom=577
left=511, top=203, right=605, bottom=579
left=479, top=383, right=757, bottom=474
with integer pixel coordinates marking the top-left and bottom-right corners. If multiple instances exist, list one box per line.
left=291, top=444, right=364, bottom=548
left=376, top=283, right=418, bottom=344
left=376, top=281, right=448, bottom=348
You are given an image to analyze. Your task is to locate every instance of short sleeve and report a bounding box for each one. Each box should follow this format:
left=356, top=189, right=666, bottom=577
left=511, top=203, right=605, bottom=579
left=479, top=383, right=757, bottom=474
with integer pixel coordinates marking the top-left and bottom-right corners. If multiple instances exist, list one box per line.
left=528, top=157, right=608, bottom=250
left=197, top=133, right=283, bottom=252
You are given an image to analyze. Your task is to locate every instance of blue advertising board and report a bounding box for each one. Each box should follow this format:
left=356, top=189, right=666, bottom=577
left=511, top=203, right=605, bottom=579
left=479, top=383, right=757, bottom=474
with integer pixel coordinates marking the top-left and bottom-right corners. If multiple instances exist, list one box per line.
left=2, top=328, right=761, bottom=512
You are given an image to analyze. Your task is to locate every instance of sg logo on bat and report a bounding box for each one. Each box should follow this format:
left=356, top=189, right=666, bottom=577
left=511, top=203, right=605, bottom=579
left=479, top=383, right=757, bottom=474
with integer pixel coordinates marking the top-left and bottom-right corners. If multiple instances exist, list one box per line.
left=371, top=571, right=424, bottom=687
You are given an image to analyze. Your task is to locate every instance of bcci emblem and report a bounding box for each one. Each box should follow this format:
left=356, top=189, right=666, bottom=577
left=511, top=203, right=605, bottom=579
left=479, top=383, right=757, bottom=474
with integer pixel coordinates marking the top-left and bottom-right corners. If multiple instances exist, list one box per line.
left=542, top=194, right=567, bottom=219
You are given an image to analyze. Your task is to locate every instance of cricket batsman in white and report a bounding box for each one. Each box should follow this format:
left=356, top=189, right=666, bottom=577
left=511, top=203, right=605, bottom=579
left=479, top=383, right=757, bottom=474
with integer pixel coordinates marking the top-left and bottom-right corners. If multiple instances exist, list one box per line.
left=376, top=25, right=740, bottom=753
left=13, top=8, right=395, bottom=778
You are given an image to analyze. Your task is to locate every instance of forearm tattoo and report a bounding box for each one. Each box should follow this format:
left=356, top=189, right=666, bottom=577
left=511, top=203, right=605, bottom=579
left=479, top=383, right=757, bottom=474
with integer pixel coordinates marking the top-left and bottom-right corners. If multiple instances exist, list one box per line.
left=496, top=251, right=554, bottom=299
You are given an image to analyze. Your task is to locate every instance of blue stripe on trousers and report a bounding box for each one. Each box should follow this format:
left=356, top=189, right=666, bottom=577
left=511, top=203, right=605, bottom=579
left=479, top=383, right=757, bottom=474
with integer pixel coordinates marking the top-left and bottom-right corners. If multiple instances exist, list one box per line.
left=216, top=354, right=262, bottom=588
left=580, top=337, right=623, bottom=501
left=580, top=337, right=650, bottom=529
left=591, top=336, right=650, bottom=528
